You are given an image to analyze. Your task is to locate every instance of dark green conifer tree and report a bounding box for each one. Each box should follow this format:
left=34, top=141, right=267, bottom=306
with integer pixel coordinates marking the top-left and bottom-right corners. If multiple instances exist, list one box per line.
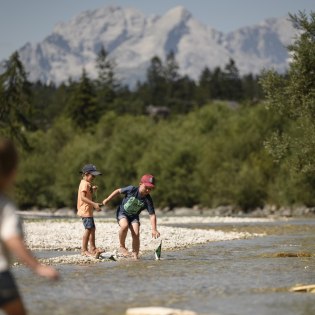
left=223, top=58, right=242, bottom=100
left=0, top=51, right=33, bottom=149
left=145, top=56, right=167, bottom=105
left=95, top=46, right=117, bottom=113
left=67, top=69, right=98, bottom=129
left=197, top=67, right=213, bottom=104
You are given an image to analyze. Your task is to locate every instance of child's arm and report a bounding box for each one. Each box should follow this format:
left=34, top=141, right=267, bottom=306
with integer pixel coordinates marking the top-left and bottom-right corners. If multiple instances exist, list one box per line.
left=102, top=188, right=122, bottom=205
left=81, top=191, right=100, bottom=210
left=5, top=236, right=59, bottom=280
left=149, top=214, right=160, bottom=239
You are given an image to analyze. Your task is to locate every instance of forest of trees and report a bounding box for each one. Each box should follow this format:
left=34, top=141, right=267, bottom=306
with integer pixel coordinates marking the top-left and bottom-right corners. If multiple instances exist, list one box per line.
left=0, top=11, right=314, bottom=212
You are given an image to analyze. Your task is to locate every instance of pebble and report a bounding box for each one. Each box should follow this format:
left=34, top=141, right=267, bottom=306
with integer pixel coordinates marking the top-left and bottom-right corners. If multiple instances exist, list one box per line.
left=126, top=307, right=197, bottom=315
left=22, top=217, right=265, bottom=265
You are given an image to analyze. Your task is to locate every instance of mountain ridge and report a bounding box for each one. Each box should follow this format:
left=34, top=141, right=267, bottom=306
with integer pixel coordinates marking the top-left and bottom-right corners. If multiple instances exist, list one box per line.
left=8, top=5, right=296, bottom=85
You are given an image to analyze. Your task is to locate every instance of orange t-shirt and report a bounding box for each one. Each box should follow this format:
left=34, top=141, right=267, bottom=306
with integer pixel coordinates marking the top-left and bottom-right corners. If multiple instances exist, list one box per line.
left=77, top=179, right=93, bottom=217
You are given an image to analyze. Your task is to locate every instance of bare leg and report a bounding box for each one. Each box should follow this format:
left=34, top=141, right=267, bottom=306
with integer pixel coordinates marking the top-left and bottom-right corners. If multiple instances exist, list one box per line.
left=82, top=229, right=91, bottom=255
left=2, top=298, right=27, bottom=315
left=89, top=228, right=96, bottom=252
left=118, top=218, right=129, bottom=256
left=130, top=222, right=140, bottom=260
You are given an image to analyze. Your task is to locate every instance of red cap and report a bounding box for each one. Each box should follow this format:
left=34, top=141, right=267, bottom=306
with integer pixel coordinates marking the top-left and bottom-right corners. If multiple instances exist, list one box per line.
left=140, top=174, right=155, bottom=188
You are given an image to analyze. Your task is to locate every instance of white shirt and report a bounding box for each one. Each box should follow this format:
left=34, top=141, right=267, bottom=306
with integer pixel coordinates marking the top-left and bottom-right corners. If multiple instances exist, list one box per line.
left=0, top=195, right=22, bottom=272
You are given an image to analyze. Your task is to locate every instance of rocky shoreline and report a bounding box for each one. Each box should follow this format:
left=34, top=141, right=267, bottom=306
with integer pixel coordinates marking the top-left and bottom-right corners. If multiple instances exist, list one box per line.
left=164, top=205, right=315, bottom=217
left=18, top=204, right=315, bottom=219
left=21, top=216, right=271, bottom=265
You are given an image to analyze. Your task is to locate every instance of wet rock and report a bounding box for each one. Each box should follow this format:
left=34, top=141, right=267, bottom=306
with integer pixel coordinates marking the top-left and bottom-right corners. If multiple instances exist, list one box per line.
left=290, top=284, right=315, bottom=293
left=38, top=254, right=100, bottom=265
left=278, top=208, right=292, bottom=217
left=249, top=208, right=266, bottom=217
left=275, top=252, right=313, bottom=258
left=215, top=206, right=236, bottom=216
left=262, top=252, right=313, bottom=258
left=126, top=307, right=197, bottom=315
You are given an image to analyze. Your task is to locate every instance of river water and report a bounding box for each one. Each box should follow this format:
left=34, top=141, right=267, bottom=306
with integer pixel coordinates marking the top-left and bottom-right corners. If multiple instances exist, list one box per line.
left=10, top=218, right=315, bottom=315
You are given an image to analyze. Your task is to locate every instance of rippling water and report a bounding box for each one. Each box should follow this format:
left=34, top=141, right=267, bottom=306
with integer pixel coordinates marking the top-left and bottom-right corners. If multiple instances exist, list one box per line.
left=11, top=218, right=315, bottom=315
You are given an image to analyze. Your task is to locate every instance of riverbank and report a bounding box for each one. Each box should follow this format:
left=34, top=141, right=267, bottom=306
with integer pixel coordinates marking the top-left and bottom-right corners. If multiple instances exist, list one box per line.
left=15, top=218, right=315, bottom=315
left=22, top=216, right=271, bottom=265
left=18, top=204, right=315, bottom=219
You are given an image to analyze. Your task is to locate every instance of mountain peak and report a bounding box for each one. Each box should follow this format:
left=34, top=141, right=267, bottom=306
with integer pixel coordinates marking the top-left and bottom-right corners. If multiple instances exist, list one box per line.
left=12, top=6, right=296, bottom=85
left=164, top=6, right=192, bottom=21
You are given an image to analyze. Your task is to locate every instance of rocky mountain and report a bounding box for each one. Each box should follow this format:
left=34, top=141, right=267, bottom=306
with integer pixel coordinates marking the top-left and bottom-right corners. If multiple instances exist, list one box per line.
left=13, top=6, right=296, bottom=85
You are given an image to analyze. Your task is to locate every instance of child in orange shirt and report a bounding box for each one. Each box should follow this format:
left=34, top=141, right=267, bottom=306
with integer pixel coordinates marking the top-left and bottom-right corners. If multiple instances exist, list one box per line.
left=77, top=164, right=103, bottom=258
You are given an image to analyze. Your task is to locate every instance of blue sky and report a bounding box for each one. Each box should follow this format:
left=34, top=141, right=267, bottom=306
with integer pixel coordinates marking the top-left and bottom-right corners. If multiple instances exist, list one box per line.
left=0, top=0, right=314, bottom=60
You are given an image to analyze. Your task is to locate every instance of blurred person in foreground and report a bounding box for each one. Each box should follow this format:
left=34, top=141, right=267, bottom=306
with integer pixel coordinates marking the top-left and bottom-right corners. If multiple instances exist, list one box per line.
left=0, top=139, right=58, bottom=315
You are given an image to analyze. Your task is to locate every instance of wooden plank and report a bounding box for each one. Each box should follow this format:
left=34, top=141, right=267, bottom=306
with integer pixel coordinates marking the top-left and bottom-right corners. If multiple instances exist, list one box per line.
left=290, top=284, right=315, bottom=293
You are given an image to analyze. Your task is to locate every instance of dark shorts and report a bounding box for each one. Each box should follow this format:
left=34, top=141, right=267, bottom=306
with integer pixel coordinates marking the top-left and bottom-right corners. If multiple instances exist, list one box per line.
left=82, top=217, right=96, bottom=229
left=117, top=213, right=140, bottom=225
left=0, top=271, right=20, bottom=307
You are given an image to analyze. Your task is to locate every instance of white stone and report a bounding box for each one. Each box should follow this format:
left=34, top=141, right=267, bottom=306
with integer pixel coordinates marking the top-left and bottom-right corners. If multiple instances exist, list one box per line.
left=23, top=216, right=263, bottom=254
left=126, top=307, right=197, bottom=315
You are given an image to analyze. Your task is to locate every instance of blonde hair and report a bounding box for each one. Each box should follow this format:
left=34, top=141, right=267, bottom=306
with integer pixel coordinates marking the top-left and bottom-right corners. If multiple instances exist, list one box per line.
left=0, top=139, right=18, bottom=186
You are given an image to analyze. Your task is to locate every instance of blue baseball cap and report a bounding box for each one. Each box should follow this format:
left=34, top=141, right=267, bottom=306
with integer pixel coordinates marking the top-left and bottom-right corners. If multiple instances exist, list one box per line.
left=80, top=164, right=102, bottom=176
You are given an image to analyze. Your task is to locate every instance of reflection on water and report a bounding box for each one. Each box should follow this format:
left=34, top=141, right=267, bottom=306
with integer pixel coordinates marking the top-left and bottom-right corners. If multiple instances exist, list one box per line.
left=11, top=219, right=315, bottom=315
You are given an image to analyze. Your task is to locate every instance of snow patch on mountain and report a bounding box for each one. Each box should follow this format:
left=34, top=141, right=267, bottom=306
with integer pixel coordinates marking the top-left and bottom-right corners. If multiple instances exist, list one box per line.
left=10, top=6, right=297, bottom=85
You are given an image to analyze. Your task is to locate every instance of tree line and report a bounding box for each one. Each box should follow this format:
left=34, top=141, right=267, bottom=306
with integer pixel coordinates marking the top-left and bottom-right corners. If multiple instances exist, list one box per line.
left=0, top=11, right=314, bottom=212
left=2, top=47, right=263, bottom=135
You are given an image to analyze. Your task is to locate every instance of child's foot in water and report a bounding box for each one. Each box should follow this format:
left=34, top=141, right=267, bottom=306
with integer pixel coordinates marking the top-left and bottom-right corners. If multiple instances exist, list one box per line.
left=81, top=250, right=100, bottom=258
left=91, top=247, right=105, bottom=254
left=119, top=247, right=130, bottom=257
